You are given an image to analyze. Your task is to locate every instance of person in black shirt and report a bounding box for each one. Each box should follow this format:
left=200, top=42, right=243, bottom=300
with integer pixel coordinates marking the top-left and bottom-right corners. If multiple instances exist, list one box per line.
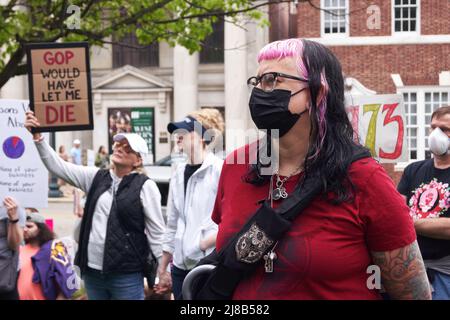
left=398, top=105, right=450, bottom=299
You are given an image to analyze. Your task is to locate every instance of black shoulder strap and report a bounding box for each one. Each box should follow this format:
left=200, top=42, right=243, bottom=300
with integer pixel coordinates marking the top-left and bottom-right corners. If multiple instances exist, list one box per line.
left=277, top=146, right=372, bottom=220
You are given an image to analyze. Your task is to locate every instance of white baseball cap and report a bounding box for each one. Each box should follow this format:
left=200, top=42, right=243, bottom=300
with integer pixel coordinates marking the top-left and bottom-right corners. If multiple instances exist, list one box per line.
left=113, top=133, right=148, bottom=155
left=73, top=139, right=81, bottom=145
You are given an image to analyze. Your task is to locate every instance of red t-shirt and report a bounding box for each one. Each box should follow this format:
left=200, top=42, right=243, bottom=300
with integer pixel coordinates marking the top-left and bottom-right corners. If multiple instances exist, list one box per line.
left=212, top=145, right=416, bottom=300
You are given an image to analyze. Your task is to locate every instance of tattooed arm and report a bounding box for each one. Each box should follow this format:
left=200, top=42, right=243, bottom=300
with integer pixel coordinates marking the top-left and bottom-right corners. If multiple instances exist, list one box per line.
left=371, top=241, right=431, bottom=300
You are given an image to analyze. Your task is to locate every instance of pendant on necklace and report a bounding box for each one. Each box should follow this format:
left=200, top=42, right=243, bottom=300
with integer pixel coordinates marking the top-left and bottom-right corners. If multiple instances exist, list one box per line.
left=263, top=250, right=278, bottom=273
left=271, top=186, right=288, bottom=200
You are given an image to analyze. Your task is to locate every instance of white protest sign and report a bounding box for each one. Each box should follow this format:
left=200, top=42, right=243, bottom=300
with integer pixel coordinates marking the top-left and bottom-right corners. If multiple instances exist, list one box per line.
left=0, top=99, right=48, bottom=208
left=345, top=94, right=407, bottom=163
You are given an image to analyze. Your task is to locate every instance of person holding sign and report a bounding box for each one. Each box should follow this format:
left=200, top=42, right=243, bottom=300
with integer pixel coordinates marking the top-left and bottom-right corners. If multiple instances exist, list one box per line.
left=25, top=111, right=165, bottom=300
left=0, top=197, right=26, bottom=300
left=398, top=106, right=450, bottom=300
left=203, top=38, right=430, bottom=300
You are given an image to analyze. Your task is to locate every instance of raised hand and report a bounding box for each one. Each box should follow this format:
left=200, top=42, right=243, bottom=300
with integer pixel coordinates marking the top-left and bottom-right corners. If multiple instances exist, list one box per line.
left=3, top=196, right=19, bottom=221
left=24, top=110, right=42, bottom=141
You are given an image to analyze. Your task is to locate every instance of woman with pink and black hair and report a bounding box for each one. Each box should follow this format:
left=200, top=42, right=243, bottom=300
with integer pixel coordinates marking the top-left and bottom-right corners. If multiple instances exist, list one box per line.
left=210, top=38, right=431, bottom=299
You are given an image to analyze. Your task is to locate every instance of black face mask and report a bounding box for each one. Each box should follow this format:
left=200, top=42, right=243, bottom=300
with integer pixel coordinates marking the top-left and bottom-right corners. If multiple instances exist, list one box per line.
left=249, top=87, right=308, bottom=137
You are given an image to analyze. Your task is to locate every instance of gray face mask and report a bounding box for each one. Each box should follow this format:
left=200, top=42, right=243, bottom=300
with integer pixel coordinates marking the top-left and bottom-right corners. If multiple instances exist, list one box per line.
left=429, top=127, right=450, bottom=156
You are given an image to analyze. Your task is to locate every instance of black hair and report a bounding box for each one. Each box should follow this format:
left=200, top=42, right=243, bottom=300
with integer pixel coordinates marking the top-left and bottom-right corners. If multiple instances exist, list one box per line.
left=32, top=222, right=56, bottom=247
left=244, top=39, right=369, bottom=204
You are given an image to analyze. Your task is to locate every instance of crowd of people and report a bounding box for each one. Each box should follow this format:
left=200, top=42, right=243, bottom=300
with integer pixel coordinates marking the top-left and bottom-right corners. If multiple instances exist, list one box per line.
left=0, top=38, right=449, bottom=300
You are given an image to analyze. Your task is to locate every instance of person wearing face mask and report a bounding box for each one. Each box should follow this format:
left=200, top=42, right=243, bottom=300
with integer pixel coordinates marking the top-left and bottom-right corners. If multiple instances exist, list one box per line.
left=200, top=38, right=430, bottom=300
left=24, top=111, right=165, bottom=300
left=155, top=108, right=224, bottom=299
left=398, top=105, right=450, bottom=299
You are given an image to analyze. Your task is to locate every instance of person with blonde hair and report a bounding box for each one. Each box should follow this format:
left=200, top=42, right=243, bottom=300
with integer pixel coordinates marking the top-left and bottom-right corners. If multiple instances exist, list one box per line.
left=24, top=111, right=165, bottom=300
left=155, top=108, right=224, bottom=299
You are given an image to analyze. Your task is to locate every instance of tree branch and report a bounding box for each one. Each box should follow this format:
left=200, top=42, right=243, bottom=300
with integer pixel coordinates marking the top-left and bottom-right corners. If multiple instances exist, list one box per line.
left=71, top=29, right=156, bottom=49
left=109, top=0, right=174, bottom=31
left=81, top=0, right=103, bottom=19
left=151, top=0, right=294, bottom=24
left=306, top=0, right=374, bottom=17
left=0, top=47, right=25, bottom=89
left=15, top=64, right=28, bottom=77
left=1, top=0, right=18, bottom=20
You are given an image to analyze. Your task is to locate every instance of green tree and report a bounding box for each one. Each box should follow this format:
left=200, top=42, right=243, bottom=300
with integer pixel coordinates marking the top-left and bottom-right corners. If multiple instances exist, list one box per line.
left=0, top=0, right=297, bottom=89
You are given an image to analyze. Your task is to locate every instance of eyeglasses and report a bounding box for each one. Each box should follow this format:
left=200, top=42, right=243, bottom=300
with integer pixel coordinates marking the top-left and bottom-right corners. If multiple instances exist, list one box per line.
left=247, top=72, right=308, bottom=92
left=112, top=141, right=135, bottom=154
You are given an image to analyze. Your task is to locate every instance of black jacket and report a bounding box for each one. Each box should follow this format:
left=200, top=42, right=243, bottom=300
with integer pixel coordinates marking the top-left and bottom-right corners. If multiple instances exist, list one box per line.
left=75, top=169, right=149, bottom=275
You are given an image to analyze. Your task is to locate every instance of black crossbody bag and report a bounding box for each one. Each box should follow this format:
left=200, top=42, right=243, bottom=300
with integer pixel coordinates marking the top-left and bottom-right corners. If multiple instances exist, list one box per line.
left=183, top=148, right=371, bottom=300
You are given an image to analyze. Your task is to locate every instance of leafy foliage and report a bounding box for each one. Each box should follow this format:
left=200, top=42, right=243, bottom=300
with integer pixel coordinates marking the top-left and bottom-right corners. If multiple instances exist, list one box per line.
left=0, top=0, right=283, bottom=88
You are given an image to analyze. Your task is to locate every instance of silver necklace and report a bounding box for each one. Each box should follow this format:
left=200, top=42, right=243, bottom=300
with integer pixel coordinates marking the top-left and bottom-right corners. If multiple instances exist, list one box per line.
left=265, top=166, right=302, bottom=273
left=270, top=167, right=302, bottom=202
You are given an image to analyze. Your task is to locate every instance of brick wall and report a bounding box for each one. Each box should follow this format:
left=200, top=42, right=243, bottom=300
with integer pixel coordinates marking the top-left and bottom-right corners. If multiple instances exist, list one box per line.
left=296, top=0, right=450, bottom=38
left=297, top=0, right=321, bottom=38
left=330, top=44, right=450, bottom=93
left=421, top=0, right=450, bottom=35
left=349, top=0, right=390, bottom=36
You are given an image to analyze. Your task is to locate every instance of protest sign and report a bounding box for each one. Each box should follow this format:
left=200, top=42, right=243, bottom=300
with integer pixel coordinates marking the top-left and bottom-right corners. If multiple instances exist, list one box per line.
left=26, top=42, right=93, bottom=132
left=0, top=99, right=48, bottom=208
left=345, top=94, right=407, bottom=163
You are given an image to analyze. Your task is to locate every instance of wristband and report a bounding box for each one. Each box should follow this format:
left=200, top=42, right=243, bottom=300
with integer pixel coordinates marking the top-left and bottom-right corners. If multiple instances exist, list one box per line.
left=33, top=135, right=44, bottom=143
left=8, top=218, right=19, bottom=224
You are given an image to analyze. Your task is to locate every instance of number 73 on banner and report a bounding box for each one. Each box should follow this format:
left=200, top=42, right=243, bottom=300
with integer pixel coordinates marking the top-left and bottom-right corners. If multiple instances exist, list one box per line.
left=347, top=102, right=405, bottom=162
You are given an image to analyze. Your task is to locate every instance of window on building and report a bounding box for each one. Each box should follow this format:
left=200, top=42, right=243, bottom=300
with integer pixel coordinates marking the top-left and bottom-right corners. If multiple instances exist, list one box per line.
left=321, top=0, right=348, bottom=36
left=401, top=88, right=450, bottom=162
left=403, top=92, right=418, bottom=160
left=113, top=33, right=159, bottom=68
left=393, top=0, right=419, bottom=33
left=424, top=91, right=449, bottom=158
left=200, top=20, right=224, bottom=64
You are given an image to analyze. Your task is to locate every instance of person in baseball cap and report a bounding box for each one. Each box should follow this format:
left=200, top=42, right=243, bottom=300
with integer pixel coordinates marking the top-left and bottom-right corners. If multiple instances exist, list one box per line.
left=25, top=110, right=166, bottom=301
left=26, top=212, right=46, bottom=224
left=113, top=133, right=149, bottom=156
left=157, top=109, right=224, bottom=299
left=167, top=116, right=208, bottom=137
left=112, top=133, right=149, bottom=172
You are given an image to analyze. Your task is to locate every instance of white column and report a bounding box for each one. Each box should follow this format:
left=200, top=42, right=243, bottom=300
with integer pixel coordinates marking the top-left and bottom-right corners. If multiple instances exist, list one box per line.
left=247, top=9, right=269, bottom=130
left=0, top=75, right=27, bottom=99
left=173, top=46, right=198, bottom=121
left=224, top=19, right=249, bottom=153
